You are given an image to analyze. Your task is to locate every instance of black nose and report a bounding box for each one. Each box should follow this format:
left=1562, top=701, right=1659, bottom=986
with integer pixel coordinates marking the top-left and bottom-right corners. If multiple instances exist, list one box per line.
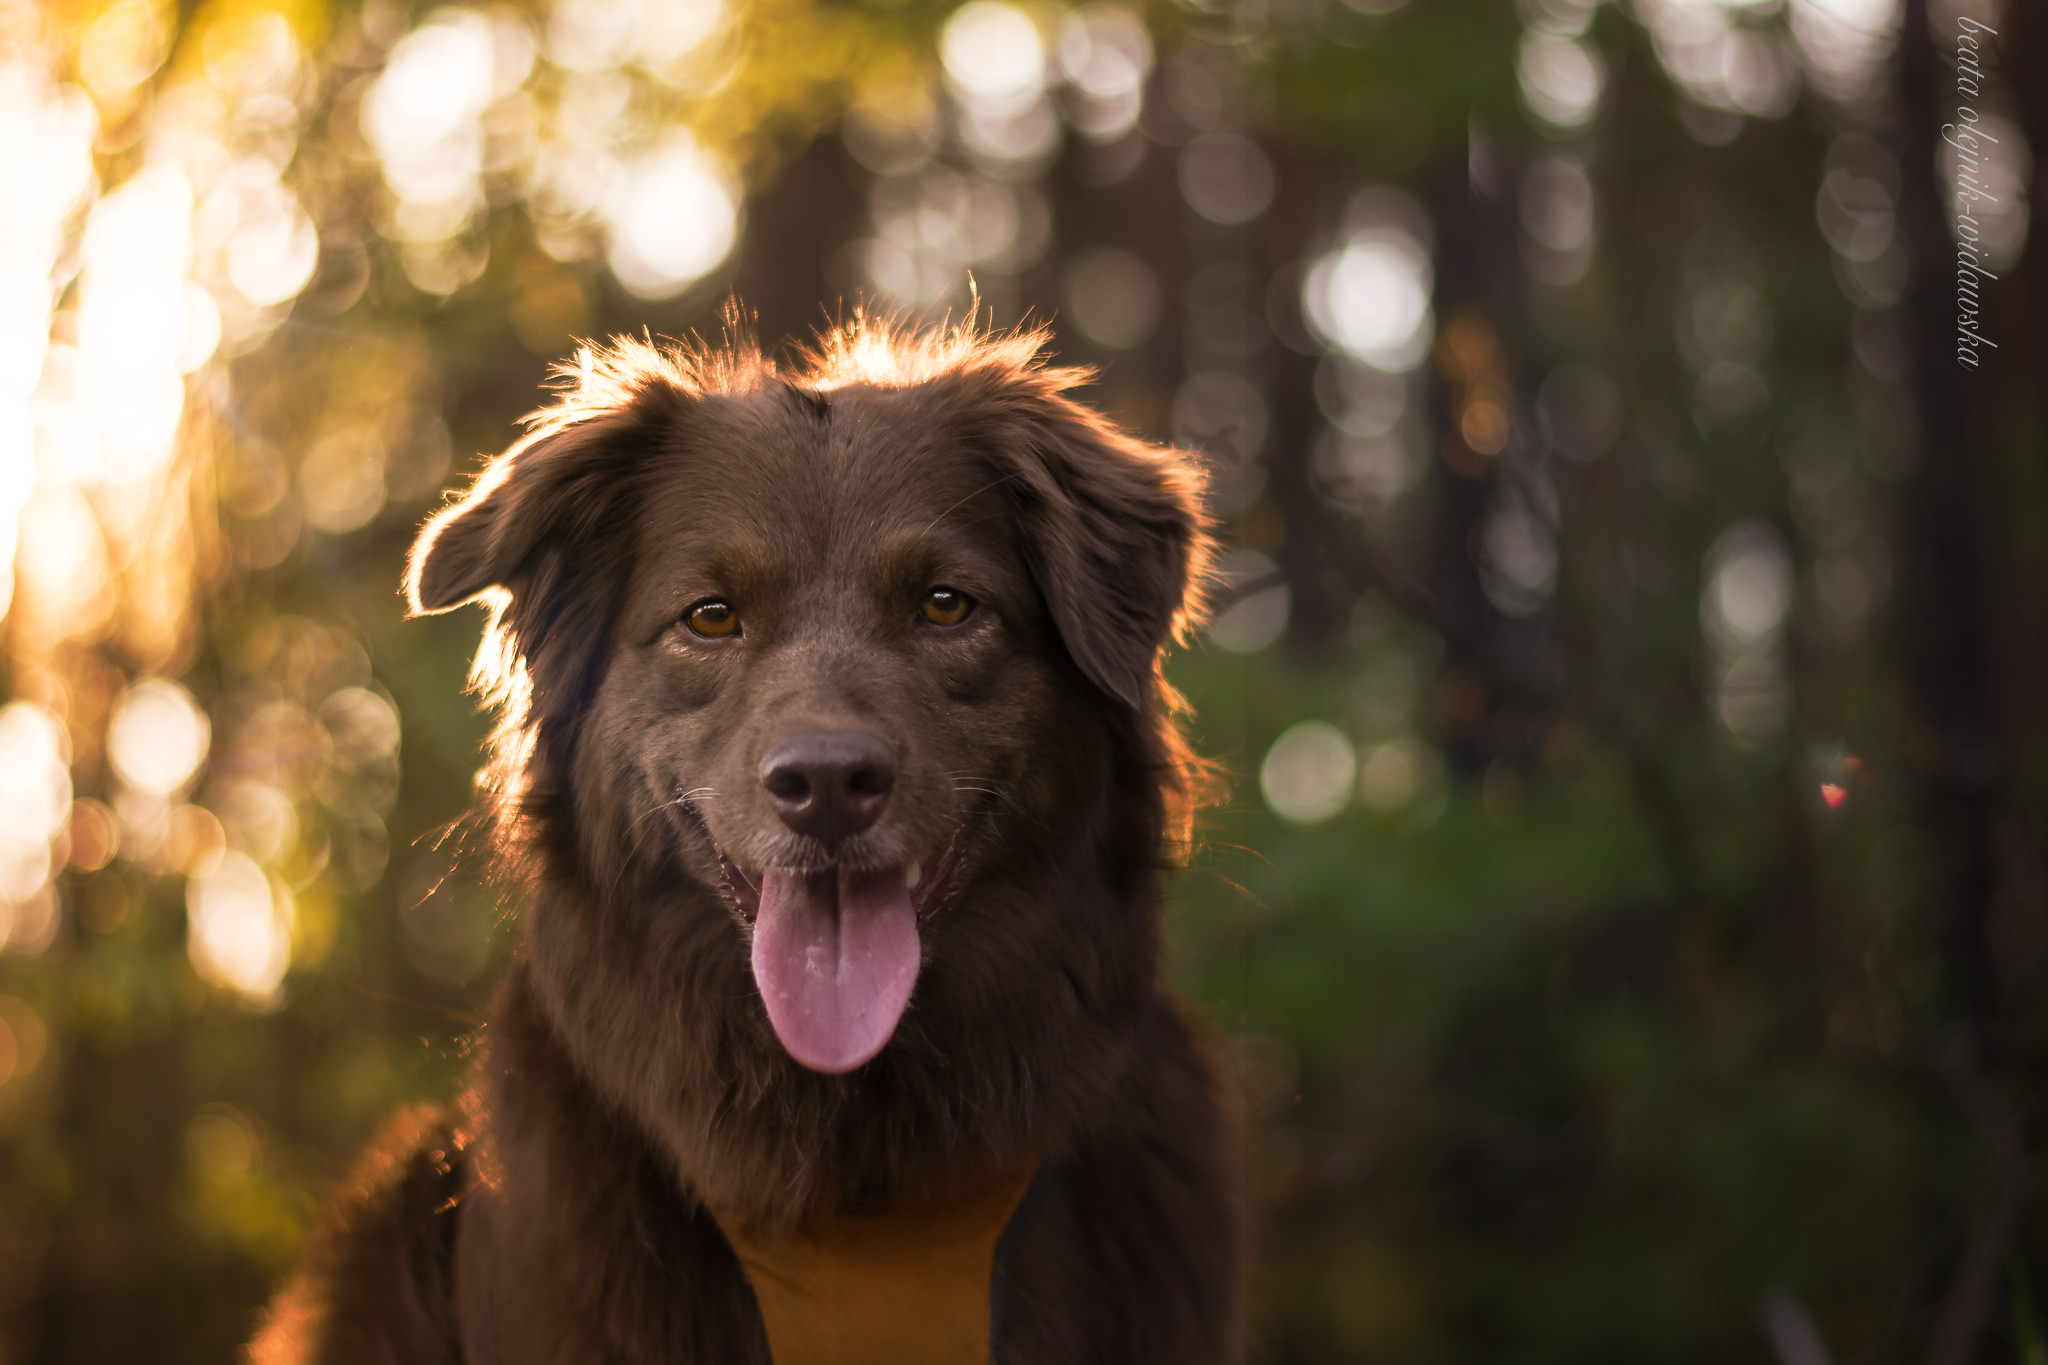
left=758, top=730, right=898, bottom=850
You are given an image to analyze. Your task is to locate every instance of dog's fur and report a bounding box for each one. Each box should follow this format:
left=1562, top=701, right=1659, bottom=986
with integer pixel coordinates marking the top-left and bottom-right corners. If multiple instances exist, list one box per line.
left=250, top=318, right=1241, bottom=1363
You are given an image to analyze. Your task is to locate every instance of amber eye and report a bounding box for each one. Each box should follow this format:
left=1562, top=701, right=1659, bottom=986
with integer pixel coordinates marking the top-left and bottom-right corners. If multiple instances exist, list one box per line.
left=920, top=587, right=972, bottom=626
left=686, top=599, right=740, bottom=638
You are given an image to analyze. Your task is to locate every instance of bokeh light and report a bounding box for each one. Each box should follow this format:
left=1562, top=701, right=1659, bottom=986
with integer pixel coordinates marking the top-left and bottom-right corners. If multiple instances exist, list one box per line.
left=1260, top=721, right=1358, bottom=825
left=107, top=678, right=211, bottom=797
left=548, top=0, right=724, bottom=75
left=1208, top=550, right=1290, bottom=653
left=299, top=427, right=388, bottom=535
left=941, top=2, right=1046, bottom=113
left=1311, top=349, right=1426, bottom=505
left=0, top=62, right=96, bottom=625
left=1703, top=520, right=1795, bottom=740
left=186, top=849, right=293, bottom=1000
left=1178, top=132, right=1275, bottom=225
left=1517, top=32, right=1605, bottom=129
left=1638, top=0, right=1802, bottom=123
left=1478, top=492, right=1559, bottom=617
left=1941, top=113, right=2032, bottom=273
left=1357, top=736, right=1438, bottom=814
left=0, top=703, right=70, bottom=914
left=1062, top=248, right=1160, bottom=348
left=1522, top=153, right=1596, bottom=286
left=364, top=10, right=502, bottom=239
left=605, top=132, right=740, bottom=299
left=1174, top=369, right=1270, bottom=512
left=1304, top=224, right=1434, bottom=371
left=1705, top=520, right=1793, bottom=650
left=76, top=0, right=169, bottom=102
left=1788, top=0, right=1901, bottom=103
left=1057, top=4, right=1151, bottom=140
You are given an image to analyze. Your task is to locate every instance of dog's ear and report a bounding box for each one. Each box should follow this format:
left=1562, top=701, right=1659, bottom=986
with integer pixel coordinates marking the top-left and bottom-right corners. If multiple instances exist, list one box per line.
left=406, top=392, right=672, bottom=615
left=997, top=398, right=1213, bottom=709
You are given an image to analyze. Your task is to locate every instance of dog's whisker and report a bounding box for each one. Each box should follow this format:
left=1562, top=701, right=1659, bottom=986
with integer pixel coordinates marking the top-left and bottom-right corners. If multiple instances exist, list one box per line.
left=919, top=470, right=1023, bottom=538
left=948, top=773, right=1012, bottom=805
left=603, top=786, right=726, bottom=907
left=948, top=775, right=1033, bottom=832
left=626, top=785, right=720, bottom=838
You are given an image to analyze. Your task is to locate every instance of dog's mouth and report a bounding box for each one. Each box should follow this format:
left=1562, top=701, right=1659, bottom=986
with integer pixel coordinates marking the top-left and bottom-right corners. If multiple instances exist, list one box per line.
left=716, top=821, right=972, bottom=927
left=715, top=822, right=974, bottom=1075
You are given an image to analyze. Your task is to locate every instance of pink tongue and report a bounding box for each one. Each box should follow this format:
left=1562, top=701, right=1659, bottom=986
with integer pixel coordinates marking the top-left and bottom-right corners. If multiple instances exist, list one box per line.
left=751, top=866, right=921, bottom=1073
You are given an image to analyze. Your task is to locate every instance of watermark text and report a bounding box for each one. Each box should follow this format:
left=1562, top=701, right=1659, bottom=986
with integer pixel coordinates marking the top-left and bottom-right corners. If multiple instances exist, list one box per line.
left=1947, top=14, right=2000, bottom=369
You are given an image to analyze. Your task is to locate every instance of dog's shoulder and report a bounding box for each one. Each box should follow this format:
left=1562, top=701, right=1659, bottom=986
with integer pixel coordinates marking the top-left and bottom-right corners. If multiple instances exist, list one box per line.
left=247, top=1106, right=468, bottom=1365
left=999, top=997, right=1244, bottom=1363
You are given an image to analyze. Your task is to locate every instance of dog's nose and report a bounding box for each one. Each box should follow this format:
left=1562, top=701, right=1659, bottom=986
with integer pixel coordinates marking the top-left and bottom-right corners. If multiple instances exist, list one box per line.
left=758, top=730, right=898, bottom=849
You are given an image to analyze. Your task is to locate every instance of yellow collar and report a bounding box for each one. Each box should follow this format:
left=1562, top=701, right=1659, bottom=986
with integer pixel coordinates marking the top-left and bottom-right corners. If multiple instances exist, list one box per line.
left=708, top=1157, right=1042, bottom=1365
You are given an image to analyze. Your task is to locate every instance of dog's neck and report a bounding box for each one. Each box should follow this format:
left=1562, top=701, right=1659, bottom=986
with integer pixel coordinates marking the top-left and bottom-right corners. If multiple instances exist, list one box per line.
left=499, top=854, right=1157, bottom=1230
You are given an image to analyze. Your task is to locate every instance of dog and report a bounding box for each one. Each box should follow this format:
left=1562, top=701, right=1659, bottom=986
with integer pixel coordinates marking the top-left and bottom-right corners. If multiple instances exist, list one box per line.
left=250, top=317, right=1242, bottom=1363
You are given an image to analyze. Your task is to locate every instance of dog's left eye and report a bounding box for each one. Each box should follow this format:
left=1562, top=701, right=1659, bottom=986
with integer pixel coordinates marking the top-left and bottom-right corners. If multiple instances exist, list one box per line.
left=920, top=587, right=972, bottom=626
left=686, top=599, right=740, bottom=638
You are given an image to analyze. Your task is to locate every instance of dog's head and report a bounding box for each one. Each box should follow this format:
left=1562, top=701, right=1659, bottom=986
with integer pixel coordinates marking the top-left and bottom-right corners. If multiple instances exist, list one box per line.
left=407, top=320, right=1211, bottom=1075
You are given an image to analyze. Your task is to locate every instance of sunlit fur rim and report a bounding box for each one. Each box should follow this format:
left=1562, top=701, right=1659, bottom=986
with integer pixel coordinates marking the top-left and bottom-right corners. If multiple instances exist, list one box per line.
left=403, top=303, right=1222, bottom=869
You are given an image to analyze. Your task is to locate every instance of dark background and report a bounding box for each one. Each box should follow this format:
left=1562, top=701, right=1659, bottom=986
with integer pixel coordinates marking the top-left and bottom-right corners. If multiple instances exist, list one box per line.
left=0, top=0, right=2044, bottom=1359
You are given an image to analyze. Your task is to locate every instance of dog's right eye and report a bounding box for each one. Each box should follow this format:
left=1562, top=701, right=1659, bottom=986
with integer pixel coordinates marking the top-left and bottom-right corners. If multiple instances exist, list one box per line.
left=920, top=587, right=972, bottom=626
left=685, top=600, right=740, bottom=638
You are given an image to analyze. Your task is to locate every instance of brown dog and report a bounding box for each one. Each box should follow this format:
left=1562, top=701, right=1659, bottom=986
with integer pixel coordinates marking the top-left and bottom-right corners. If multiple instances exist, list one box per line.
left=250, top=318, right=1241, bottom=1363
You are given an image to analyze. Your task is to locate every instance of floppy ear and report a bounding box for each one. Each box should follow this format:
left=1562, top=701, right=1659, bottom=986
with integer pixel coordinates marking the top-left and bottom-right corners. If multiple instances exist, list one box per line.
left=405, top=390, right=677, bottom=615
left=998, top=397, right=1213, bottom=709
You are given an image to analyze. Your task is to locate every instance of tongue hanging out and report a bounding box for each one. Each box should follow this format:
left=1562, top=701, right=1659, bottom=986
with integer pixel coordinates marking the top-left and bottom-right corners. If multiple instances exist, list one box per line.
left=750, top=865, right=921, bottom=1073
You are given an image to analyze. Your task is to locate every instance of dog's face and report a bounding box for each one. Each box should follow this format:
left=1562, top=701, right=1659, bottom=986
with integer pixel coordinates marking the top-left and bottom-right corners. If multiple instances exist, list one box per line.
left=407, top=332, right=1207, bottom=1076
left=588, top=383, right=1082, bottom=1073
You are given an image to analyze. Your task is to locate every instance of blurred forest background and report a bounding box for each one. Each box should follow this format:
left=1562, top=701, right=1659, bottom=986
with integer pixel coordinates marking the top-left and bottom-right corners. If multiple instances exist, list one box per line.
left=0, top=0, right=2043, bottom=1357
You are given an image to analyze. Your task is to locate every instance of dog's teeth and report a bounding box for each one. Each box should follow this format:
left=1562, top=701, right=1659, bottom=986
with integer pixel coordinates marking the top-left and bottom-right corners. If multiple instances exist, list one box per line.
left=906, top=861, right=922, bottom=890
